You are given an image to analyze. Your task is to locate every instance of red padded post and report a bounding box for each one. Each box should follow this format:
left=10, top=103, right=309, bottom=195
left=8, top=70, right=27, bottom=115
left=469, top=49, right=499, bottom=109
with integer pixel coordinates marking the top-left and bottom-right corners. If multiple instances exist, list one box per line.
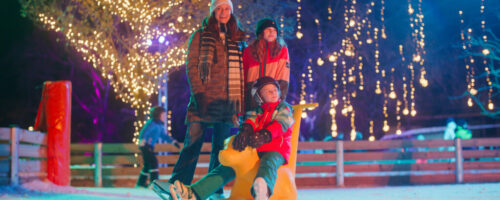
left=35, top=81, right=72, bottom=186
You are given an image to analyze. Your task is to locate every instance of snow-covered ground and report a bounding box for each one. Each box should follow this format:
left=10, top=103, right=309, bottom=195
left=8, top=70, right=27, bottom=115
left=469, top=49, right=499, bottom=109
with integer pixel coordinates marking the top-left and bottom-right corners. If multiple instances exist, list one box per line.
left=1, top=180, right=499, bottom=200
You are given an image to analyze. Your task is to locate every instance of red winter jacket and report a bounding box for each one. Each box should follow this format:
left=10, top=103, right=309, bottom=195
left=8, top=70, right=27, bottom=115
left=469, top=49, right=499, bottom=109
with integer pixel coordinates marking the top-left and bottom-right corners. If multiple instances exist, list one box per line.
left=243, top=100, right=294, bottom=164
left=243, top=43, right=290, bottom=112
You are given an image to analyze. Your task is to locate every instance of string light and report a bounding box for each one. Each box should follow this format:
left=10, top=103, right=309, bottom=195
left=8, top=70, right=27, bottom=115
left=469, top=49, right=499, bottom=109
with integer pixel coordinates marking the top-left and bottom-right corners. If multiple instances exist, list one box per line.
left=330, top=50, right=339, bottom=137
left=380, top=0, right=387, bottom=39
left=27, top=0, right=201, bottom=143
left=408, top=0, right=428, bottom=89
left=296, top=0, right=303, bottom=39
left=459, top=1, right=496, bottom=113
left=24, top=0, right=297, bottom=144
left=280, top=15, right=285, bottom=37
left=315, top=18, right=324, bottom=65
left=458, top=10, right=476, bottom=107
left=480, top=0, right=494, bottom=111
left=167, top=110, right=172, bottom=133
left=368, top=120, right=374, bottom=141
left=328, top=2, right=333, bottom=21
left=323, top=0, right=429, bottom=139
left=304, top=59, right=315, bottom=107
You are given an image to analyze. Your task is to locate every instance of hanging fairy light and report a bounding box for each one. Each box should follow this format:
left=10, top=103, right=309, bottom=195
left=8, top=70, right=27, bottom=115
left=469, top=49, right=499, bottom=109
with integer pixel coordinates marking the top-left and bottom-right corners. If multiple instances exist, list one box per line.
left=380, top=0, right=387, bottom=39
left=408, top=0, right=428, bottom=89
left=458, top=10, right=476, bottom=107
left=167, top=110, right=172, bottom=133
left=368, top=120, right=375, bottom=141
left=330, top=50, right=340, bottom=137
left=296, top=0, right=303, bottom=39
left=300, top=59, right=315, bottom=118
left=479, top=0, right=494, bottom=110
left=321, top=0, right=430, bottom=139
left=328, top=3, right=333, bottom=21
left=280, top=15, right=285, bottom=37
left=315, top=18, right=325, bottom=66
left=459, top=1, right=495, bottom=112
left=307, top=59, right=315, bottom=104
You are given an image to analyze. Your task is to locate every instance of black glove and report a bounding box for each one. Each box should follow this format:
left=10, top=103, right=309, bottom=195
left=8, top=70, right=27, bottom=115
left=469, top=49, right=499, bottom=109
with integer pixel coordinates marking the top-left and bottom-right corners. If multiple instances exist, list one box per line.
left=232, top=123, right=254, bottom=151
left=249, top=129, right=272, bottom=148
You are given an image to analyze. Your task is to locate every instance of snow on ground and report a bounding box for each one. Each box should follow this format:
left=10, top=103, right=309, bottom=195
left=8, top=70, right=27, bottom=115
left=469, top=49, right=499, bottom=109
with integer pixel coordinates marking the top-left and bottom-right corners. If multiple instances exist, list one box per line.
left=1, top=180, right=499, bottom=200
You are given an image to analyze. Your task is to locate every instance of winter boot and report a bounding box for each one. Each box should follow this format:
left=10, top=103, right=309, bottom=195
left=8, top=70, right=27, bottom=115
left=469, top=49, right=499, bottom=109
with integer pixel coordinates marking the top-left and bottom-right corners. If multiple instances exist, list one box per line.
left=136, top=171, right=149, bottom=188
left=150, top=169, right=159, bottom=184
left=252, top=177, right=269, bottom=200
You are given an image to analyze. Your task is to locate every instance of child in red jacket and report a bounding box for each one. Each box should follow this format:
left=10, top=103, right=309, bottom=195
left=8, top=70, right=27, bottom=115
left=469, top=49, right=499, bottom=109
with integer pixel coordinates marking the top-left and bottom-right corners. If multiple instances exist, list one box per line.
left=156, top=76, right=294, bottom=200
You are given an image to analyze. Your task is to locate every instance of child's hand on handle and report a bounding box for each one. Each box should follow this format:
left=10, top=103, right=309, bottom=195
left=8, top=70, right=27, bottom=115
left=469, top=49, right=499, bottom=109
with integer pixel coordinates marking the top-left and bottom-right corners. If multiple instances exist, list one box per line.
left=232, top=123, right=253, bottom=151
left=249, top=129, right=272, bottom=148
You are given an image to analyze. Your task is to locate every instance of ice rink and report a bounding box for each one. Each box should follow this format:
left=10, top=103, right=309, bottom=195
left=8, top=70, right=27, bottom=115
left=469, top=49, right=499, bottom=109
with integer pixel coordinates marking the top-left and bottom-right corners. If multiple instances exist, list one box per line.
left=1, top=180, right=499, bottom=200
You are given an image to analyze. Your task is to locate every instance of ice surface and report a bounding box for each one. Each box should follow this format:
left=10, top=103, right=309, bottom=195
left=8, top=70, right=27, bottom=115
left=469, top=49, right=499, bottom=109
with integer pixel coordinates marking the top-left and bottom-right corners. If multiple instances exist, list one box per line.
left=1, top=180, right=499, bottom=200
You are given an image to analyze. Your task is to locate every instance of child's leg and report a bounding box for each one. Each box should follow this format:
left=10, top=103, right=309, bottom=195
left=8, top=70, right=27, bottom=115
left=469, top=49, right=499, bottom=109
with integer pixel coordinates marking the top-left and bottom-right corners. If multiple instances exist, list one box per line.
left=149, top=153, right=159, bottom=183
left=252, top=151, right=285, bottom=199
left=171, top=165, right=236, bottom=200
left=137, top=146, right=153, bottom=187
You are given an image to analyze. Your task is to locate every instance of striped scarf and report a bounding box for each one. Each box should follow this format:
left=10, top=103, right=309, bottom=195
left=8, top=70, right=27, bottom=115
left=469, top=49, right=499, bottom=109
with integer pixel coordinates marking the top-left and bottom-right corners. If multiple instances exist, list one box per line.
left=227, top=38, right=244, bottom=113
left=198, top=30, right=245, bottom=113
left=199, top=31, right=217, bottom=83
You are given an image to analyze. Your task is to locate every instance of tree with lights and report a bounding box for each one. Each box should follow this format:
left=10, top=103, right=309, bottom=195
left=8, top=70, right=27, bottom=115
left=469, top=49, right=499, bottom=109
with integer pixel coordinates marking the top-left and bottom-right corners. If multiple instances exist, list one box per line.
left=457, top=1, right=498, bottom=118
left=460, top=29, right=499, bottom=117
left=20, top=0, right=296, bottom=143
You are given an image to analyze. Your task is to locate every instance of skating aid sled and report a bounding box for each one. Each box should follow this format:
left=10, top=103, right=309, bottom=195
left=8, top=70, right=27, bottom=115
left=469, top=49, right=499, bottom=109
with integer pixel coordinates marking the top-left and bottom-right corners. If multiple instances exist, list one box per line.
left=152, top=180, right=174, bottom=200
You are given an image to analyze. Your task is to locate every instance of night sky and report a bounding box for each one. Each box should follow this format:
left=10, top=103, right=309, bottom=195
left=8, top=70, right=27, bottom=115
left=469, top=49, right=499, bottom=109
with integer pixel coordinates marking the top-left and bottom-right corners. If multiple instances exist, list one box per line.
left=1, top=1, right=499, bottom=143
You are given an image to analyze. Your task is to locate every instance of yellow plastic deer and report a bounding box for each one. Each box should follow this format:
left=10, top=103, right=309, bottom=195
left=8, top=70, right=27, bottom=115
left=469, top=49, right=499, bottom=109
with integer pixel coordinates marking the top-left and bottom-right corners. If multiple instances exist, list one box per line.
left=219, top=103, right=318, bottom=200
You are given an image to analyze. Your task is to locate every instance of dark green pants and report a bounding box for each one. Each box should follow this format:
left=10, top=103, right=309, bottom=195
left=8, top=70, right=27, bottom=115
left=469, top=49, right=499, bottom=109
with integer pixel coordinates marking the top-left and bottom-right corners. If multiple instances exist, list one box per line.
left=191, top=151, right=285, bottom=200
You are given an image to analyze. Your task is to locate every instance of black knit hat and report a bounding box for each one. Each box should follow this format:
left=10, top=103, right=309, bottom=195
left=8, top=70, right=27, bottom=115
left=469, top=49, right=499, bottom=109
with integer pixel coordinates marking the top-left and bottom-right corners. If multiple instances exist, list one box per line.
left=255, top=18, right=279, bottom=37
left=251, top=76, right=281, bottom=105
left=150, top=106, right=166, bottom=121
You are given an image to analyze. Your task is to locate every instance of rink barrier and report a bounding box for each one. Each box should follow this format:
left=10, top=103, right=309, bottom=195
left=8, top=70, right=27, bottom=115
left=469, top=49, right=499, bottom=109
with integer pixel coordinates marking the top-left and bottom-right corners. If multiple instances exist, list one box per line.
left=70, top=137, right=500, bottom=187
left=0, top=127, right=48, bottom=185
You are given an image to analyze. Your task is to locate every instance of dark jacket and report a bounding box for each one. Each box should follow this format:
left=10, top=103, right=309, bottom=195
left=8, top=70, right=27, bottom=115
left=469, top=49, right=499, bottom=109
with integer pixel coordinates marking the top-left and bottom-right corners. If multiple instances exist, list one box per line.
left=185, top=28, right=246, bottom=123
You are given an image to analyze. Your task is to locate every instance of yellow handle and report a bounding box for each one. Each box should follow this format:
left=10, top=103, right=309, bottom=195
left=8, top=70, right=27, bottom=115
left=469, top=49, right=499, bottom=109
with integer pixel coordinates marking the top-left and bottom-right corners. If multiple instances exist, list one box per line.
left=291, top=102, right=319, bottom=111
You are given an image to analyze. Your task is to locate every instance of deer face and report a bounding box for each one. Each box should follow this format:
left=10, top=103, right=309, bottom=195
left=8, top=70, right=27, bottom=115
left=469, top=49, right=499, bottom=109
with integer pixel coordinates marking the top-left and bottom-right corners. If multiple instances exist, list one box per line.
left=219, top=136, right=260, bottom=168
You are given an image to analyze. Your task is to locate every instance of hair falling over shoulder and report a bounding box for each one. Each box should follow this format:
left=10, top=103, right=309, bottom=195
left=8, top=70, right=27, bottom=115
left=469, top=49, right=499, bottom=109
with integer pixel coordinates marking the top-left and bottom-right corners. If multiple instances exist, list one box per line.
left=249, top=35, right=287, bottom=61
left=202, top=13, right=246, bottom=42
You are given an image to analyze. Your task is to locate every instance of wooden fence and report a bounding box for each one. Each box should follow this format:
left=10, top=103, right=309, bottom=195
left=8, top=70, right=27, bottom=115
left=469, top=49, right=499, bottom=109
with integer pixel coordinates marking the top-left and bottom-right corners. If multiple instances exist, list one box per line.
left=70, top=137, right=500, bottom=187
left=0, top=127, right=48, bottom=185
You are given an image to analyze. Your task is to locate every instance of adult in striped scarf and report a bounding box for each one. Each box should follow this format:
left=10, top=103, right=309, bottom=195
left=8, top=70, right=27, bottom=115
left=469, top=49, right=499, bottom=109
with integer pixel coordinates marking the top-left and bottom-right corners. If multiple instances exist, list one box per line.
left=160, top=0, right=246, bottom=199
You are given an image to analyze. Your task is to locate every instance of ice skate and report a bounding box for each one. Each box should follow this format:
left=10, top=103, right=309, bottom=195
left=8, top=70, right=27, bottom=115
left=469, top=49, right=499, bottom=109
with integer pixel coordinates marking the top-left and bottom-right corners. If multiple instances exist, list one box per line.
left=152, top=180, right=174, bottom=200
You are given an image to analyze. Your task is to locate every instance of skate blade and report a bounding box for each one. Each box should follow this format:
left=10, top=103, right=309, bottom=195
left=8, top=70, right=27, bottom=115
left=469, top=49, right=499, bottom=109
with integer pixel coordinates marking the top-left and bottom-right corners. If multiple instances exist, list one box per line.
left=152, top=180, right=173, bottom=200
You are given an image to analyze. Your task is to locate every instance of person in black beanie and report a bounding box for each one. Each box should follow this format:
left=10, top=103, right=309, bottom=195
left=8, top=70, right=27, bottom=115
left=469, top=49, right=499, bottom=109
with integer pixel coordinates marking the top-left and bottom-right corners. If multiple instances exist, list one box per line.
left=136, top=106, right=180, bottom=188
left=243, top=18, right=290, bottom=112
